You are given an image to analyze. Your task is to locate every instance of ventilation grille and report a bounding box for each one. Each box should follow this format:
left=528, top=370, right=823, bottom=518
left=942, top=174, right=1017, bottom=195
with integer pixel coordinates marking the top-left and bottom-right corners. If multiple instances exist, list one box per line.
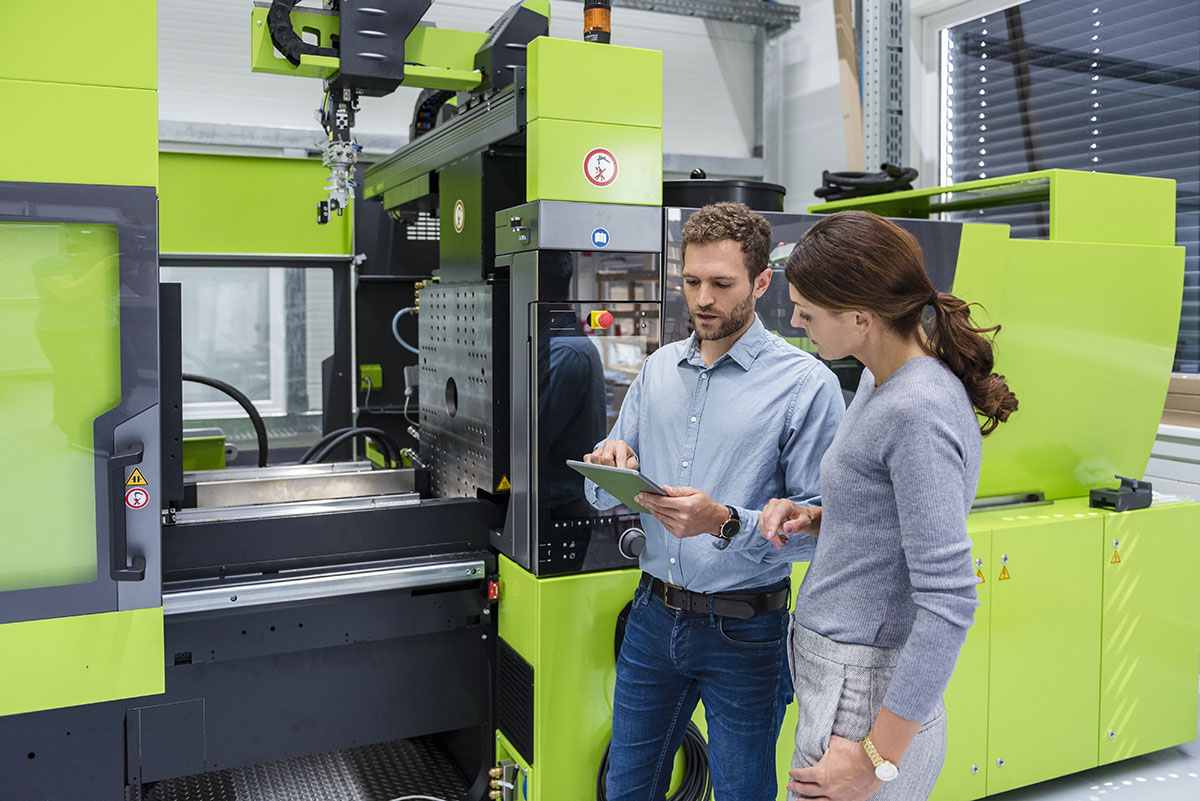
left=497, top=638, right=535, bottom=765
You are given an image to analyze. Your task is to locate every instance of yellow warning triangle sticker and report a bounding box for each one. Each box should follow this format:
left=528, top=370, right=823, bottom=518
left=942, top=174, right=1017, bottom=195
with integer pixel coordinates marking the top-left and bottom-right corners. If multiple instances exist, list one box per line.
left=998, top=565, right=1011, bottom=581
left=1111, top=550, right=1121, bottom=564
left=497, top=475, right=511, bottom=492
left=976, top=568, right=985, bottom=584
left=125, top=468, right=149, bottom=487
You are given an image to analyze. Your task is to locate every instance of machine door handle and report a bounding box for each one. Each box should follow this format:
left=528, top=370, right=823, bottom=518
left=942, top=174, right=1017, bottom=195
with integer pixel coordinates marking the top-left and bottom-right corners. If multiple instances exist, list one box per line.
left=109, top=444, right=147, bottom=582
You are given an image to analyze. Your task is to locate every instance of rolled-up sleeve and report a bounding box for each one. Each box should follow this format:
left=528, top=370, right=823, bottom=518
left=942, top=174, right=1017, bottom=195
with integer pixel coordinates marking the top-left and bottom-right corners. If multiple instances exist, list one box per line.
left=726, top=365, right=844, bottom=564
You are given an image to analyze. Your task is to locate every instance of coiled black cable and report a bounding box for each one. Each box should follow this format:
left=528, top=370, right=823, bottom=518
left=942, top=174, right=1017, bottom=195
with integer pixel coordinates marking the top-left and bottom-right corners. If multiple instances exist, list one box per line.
left=182, top=373, right=268, bottom=467
left=597, top=601, right=713, bottom=801
left=814, top=163, right=918, bottom=202
left=299, top=426, right=401, bottom=468
left=596, top=722, right=712, bottom=801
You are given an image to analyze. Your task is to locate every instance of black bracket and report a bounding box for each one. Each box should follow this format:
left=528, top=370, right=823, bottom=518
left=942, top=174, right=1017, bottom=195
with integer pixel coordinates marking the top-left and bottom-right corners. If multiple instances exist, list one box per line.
left=1089, top=474, right=1153, bottom=513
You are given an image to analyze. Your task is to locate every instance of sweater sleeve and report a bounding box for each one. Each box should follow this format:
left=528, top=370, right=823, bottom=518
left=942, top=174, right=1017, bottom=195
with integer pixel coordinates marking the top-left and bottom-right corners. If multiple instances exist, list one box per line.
left=880, top=409, right=980, bottom=722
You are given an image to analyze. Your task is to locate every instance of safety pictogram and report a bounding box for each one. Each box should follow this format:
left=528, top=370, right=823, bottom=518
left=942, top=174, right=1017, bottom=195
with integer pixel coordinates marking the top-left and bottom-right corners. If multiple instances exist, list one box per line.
left=998, top=565, right=1011, bottom=581
left=497, top=475, right=511, bottom=492
left=125, top=468, right=149, bottom=487
left=583, top=148, right=618, bottom=187
left=591, top=227, right=610, bottom=248
left=976, top=568, right=985, bottom=584
left=1111, top=550, right=1121, bottom=564
left=453, top=199, right=465, bottom=233
left=125, top=486, right=150, bottom=510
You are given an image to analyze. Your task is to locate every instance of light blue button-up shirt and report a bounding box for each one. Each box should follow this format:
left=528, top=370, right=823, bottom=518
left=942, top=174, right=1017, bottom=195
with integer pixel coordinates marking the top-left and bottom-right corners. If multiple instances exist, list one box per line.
left=585, top=315, right=845, bottom=593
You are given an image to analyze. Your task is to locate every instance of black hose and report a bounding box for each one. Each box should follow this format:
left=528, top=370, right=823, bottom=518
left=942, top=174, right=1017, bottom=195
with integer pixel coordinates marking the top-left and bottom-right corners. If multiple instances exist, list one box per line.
left=596, top=721, right=712, bottom=801
left=297, top=426, right=357, bottom=464
left=303, top=427, right=401, bottom=468
left=182, top=373, right=269, bottom=468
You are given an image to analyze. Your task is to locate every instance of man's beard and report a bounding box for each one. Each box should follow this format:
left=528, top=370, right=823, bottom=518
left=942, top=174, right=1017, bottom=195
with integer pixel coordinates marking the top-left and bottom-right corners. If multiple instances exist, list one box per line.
left=689, top=290, right=755, bottom=341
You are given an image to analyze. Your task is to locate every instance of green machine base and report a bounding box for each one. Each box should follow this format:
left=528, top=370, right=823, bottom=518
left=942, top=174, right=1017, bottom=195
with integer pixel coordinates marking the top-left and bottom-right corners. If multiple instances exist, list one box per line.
left=497, top=498, right=1200, bottom=801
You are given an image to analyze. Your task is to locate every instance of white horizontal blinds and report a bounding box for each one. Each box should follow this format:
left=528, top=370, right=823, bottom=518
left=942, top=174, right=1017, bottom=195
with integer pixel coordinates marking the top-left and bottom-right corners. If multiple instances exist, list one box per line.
left=941, top=0, right=1200, bottom=372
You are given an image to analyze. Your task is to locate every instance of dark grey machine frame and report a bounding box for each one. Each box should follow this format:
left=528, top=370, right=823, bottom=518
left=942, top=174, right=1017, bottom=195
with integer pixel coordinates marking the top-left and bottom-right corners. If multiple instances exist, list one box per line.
left=0, top=180, right=161, bottom=624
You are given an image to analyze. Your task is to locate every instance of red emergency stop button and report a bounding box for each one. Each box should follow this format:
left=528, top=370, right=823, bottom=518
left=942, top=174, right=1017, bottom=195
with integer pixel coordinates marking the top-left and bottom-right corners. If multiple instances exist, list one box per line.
left=589, top=310, right=614, bottom=329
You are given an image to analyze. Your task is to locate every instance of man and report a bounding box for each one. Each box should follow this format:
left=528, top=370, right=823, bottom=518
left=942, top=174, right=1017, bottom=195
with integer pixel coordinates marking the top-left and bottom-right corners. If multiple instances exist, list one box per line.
left=584, top=201, right=845, bottom=801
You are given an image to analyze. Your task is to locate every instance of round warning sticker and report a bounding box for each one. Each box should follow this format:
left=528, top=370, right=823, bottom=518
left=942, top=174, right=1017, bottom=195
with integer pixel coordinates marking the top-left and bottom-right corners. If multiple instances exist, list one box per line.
left=583, top=148, right=618, bottom=188
left=453, top=199, right=465, bottom=233
left=125, top=486, right=150, bottom=510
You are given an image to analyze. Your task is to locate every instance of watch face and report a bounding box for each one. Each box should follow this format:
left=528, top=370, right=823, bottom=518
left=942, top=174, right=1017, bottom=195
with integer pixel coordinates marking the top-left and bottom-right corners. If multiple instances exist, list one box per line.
left=720, top=518, right=740, bottom=539
left=875, top=762, right=899, bottom=782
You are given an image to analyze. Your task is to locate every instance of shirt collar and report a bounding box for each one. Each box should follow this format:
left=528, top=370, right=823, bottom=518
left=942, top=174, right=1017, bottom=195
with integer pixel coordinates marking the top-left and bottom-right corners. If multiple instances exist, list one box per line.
left=679, top=314, right=770, bottom=371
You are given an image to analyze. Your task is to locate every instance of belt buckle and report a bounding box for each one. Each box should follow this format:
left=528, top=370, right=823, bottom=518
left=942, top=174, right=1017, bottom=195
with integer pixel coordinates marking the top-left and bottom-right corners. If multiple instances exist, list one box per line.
left=662, top=583, right=684, bottom=612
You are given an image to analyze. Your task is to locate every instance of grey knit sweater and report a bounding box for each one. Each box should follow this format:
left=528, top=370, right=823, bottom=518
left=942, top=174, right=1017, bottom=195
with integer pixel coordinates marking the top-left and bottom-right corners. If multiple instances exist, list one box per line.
left=793, top=356, right=981, bottom=722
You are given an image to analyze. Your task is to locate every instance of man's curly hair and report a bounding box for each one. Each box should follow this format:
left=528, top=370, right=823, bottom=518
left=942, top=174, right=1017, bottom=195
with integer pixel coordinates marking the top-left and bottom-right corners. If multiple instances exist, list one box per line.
left=680, top=201, right=773, bottom=280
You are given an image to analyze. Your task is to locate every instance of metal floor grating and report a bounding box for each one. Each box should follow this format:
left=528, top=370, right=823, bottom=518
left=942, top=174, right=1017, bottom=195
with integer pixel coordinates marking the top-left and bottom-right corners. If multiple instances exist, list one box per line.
left=126, top=737, right=471, bottom=801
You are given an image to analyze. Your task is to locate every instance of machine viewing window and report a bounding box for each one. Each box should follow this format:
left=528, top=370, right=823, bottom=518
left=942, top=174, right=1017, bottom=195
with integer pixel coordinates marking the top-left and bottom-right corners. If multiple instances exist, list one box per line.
left=940, top=0, right=1200, bottom=372
left=161, top=261, right=336, bottom=460
left=0, top=221, right=119, bottom=593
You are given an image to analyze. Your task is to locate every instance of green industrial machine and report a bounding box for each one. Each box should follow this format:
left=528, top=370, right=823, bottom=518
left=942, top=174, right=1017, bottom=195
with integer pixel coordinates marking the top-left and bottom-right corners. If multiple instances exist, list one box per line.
left=1, top=2, right=1195, bottom=801
left=0, top=0, right=165, bottom=734
left=809, top=171, right=1200, bottom=801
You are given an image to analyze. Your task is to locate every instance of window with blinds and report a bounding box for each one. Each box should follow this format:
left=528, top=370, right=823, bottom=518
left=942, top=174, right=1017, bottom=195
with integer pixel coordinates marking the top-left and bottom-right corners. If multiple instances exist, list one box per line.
left=940, top=0, right=1200, bottom=373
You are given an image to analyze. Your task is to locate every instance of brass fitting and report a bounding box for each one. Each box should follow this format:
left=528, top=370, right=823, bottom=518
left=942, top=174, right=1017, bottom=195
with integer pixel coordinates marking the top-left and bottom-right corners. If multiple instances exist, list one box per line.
left=488, top=767, right=503, bottom=778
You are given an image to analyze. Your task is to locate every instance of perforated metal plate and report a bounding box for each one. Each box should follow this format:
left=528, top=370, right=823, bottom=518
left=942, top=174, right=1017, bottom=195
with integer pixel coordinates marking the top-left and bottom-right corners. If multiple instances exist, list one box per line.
left=127, top=737, right=469, bottom=801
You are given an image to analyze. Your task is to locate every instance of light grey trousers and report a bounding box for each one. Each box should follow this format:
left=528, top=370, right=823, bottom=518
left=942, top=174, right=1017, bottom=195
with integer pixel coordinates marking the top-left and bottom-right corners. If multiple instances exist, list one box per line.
left=786, top=620, right=947, bottom=801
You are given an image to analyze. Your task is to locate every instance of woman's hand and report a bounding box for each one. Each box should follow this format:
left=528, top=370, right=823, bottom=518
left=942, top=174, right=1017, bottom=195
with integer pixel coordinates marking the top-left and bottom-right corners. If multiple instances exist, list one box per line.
left=787, top=735, right=882, bottom=801
left=758, top=500, right=822, bottom=549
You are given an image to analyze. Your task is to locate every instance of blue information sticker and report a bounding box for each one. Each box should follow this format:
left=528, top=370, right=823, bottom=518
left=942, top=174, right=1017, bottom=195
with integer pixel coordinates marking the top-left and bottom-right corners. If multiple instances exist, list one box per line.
left=591, top=227, right=610, bottom=248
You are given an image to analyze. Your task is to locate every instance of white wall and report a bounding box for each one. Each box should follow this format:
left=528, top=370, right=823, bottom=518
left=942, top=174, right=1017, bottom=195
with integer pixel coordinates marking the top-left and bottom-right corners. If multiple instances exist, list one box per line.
left=774, top=0, right=847, bottom=211
left=158, top=0, right=758, bottom=161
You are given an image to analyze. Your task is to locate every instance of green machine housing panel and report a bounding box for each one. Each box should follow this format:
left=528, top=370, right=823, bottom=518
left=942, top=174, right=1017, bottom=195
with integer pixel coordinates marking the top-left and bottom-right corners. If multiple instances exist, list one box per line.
left=527, top=37, right=663, bottom=129
left=813, top=172, right=1184, bottom=502
left=974, top=503, right=1105, bottom=795
left=527, top=119, right=662, bottom=206
left=929, top=529, right=991, bottom=801
left=525, top=38, right=662, bottom=207
left=0, top=79, right=158, bottom=188
left=498, top=557, right=811, bottom=801
left=0, top=2, right=156, bottom=90
left=159, top=154, right=353, bottom=255
left=0, top=608, right=165, bottom=717
left=1100, top=501, right=1200, bottom=764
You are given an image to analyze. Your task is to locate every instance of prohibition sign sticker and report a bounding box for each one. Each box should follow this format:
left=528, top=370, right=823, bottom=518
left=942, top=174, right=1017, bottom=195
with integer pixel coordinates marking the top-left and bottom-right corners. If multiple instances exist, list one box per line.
left=453, top=199, right=465, bottom=233
left=583, top=148, right=618, bottom=187
left=125, top=486, right=150, bottom=510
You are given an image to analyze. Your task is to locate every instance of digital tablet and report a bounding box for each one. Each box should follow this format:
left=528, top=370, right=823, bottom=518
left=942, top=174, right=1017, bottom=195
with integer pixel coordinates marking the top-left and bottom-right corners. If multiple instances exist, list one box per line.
left=566, top=459, right=666, bottom=514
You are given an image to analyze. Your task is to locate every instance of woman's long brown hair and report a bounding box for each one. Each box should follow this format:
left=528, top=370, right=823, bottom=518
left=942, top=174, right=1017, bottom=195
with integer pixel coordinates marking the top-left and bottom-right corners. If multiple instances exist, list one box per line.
left=784, top=210, right=1018, bottom=435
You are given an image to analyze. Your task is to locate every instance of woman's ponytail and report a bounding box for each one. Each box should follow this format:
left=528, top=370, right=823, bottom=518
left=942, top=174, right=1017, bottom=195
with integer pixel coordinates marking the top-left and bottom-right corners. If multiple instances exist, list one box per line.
left=928, top=292, right=1019, bottom=436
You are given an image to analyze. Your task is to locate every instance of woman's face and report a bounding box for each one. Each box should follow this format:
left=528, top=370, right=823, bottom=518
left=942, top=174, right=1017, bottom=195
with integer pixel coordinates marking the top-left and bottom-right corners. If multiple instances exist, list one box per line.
left=789, top=285, right=859, bottom=361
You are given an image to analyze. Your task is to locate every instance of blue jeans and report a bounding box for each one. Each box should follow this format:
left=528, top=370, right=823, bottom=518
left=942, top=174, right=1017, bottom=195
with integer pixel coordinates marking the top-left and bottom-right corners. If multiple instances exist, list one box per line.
left=606, top=576, right=792, bottom=801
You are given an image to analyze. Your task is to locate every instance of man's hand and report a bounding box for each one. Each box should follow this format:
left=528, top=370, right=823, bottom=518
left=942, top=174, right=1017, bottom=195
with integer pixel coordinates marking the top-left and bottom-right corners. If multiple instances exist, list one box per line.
left=635, top=486, right=728, bottom=539
left=758, top=500, right=822, bottom=550
left=584, top=440, right=638, bottom=470
left=787, top=735, right=882, bottom=801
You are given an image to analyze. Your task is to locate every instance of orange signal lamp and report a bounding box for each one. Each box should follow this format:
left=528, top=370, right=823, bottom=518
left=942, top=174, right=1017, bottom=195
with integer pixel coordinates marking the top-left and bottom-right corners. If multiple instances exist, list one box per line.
left=589, top=310, right=615, bottom=329
left=584, top=0, right=611, bottom=44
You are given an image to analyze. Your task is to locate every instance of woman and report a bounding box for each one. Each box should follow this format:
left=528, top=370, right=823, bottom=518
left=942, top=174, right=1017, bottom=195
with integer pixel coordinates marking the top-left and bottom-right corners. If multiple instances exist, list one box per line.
left=760, top=210, right=1018, bottom=801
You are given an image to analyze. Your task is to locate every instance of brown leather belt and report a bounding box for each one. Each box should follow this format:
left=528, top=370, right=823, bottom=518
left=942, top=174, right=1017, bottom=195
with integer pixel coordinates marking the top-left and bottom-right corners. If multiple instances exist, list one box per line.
left=645, top=574, right=789, bottom=620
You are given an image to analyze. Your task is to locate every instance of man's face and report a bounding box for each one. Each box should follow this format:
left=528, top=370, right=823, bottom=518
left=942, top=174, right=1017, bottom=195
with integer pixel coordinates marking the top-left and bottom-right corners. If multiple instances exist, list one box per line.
left=683, top=240, right=767, bottom=341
